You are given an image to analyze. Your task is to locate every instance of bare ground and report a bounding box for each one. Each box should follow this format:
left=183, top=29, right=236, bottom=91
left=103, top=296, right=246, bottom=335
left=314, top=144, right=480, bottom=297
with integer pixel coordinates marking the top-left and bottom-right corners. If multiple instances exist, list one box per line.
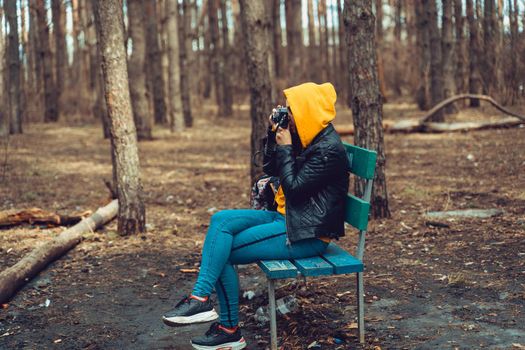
left=1, top=102, right=524, bottom=349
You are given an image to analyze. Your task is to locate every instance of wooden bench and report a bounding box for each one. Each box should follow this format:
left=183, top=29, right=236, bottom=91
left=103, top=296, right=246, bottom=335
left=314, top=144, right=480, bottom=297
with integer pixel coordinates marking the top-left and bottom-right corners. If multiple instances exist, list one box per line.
left=257, top=142, right=377, bottom=349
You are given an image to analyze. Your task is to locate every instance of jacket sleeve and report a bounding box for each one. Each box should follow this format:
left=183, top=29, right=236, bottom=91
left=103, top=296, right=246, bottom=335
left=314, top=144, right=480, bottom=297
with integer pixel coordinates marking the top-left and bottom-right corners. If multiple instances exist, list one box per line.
left=276, top=143, right=345, bottom=200
left=262, top=127, right=278, bottom=176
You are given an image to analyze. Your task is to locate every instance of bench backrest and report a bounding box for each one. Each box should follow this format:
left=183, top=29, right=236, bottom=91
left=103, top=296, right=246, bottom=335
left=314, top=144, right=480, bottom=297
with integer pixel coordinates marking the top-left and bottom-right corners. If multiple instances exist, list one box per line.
left=343, top=143, right=377, bottom=232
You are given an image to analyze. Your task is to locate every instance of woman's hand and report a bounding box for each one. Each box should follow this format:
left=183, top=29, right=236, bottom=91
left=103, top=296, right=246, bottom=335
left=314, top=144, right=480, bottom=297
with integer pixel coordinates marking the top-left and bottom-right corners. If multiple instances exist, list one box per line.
left=276, top=126, right=292, bottom=145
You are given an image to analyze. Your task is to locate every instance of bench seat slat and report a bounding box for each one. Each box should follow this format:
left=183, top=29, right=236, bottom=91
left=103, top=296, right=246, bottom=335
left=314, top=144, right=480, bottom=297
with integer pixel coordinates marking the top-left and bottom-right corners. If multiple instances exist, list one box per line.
left=257, top=260, right=298, bottom=279
left=293, top=256, right=334, bottom=276
left=321, top=243, right=363, bottom=274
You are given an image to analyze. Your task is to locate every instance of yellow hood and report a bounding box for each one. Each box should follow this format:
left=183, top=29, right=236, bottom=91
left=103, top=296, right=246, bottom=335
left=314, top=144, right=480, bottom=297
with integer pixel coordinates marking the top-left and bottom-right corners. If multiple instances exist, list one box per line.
left=283, top=82, right=337, bottom=148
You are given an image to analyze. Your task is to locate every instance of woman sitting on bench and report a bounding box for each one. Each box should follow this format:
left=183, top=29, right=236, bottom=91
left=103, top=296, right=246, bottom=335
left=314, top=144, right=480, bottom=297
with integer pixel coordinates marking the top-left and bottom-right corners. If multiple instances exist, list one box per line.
left=162, top=82, right=350, bottom=350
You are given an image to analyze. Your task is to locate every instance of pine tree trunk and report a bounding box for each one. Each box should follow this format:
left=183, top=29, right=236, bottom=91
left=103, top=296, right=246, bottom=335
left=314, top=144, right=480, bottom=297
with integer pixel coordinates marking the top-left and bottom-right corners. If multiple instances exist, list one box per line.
left=466, top=0, right=483, bottom=107
left=94, top=0, right=146, bottom=236
left=330, top=0, right=338, bottom=86
left=181, top=0, right=194, bottom=127
left=392, top=0, right=402, bottom=96
left=374, top=0, right=387, bottom=102
left=166, top=0, right=184, bottom=131
left=507, top=0, right=519, bottom=104
left=272, top=0, right=282, bottom=77
left=454, top=0, right=467, bottom=96
left=202, top=1, right=212, bottom=99
left=307, top=0, right=317, bottom=81
left=145, top=1, right=167, bottom=125
left=317, top=0, right=329, bottom=81
left=344, top=0, right=391, bottom=219
left=127, top=0, right=153, bottom=140
left=5, top=0, right=22, bottom=133
left=0, top=6, right=7, bottom=136
left=220, top=0, right=233, bottom=117
left=239, top=0, right=272, bottom=183
left=442, top=0, right=457, bottom=113
left=285, top=0, right=302, bottom=84
left=208, top=0, right=224, bottom=116
left=36, top=0, right=58, bottom=123
left=337, top=0, right=348, bottom=104
left=415, top=2, right=431, bottom=110
left=427, top=0, right=444, bottom=121
left=52, top=0, right=67, bottom=114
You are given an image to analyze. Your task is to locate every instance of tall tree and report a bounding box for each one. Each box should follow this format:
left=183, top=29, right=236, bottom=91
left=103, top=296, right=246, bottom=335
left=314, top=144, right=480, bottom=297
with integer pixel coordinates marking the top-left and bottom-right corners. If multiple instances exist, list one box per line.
left=454, top=0, right=467, bottom=95
left=167, top=0, right=184, bottom=131
left=181, top=0, right=194, bottom=127
left=127, top=0, right=153, bottom=140
left=239, top=0, right=272, bottom=183
left=94, top=0, right=146, bottom=235
left=374, top=0, right=387, bottom=102
left=0, top=6, right=7, bottom=136
left=317, top=0, right=329, bottom=81
left=145, top=1, right=168, bottom=125
left=208, top=0, right=225, bottom=116
left=427, top=0, right=444, bottom=121
left=392, top=0, right=403, bottom=96
left=52, top=0, right=67, bottom=112
left=306, top=0, right=317, bottom=81
left=36, top=0, right=58, bottom=122
left=415, top=1, right=431, bottom=110
left=285, top=0, right=302, bottom=84
left=344, top=0, right=390, bottom=218
left=220, top=0, right=233, bottom=116
left=336, top=0, right=348, bottom=104
left=442, top=0, right=457, bottom=113
left=271, top=0, right=283, bottom=77
left=466, top=0, right=482, bottom=106
left=5, top=0, right=22, bottom=133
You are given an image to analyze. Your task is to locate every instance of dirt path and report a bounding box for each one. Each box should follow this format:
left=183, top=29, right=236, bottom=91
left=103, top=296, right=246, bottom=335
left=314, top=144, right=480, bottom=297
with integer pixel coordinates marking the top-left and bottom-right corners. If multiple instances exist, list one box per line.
left=1, top=104, right=524, bottom=349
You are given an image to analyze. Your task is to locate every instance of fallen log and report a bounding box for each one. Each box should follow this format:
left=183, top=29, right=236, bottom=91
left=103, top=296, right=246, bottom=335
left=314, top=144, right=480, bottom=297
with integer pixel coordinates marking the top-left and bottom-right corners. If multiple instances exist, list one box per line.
left=0, top=208, right=91, bottom=228
left=420, top=94, right=525, bottom=123
left=0, top=200, right=118, bottom=304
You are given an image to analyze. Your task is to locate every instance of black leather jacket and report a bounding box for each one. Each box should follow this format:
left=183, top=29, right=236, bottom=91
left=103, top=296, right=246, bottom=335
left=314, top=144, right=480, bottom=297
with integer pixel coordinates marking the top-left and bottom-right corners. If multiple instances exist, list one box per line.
left=263, top=124, right=349, bottom=243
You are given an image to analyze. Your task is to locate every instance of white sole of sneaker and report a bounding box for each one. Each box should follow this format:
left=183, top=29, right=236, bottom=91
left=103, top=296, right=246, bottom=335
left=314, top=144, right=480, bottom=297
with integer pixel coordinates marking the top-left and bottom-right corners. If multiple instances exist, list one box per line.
left=162, top=309, right=219, bottom=326
left=190, top=337, right=247, bottom=350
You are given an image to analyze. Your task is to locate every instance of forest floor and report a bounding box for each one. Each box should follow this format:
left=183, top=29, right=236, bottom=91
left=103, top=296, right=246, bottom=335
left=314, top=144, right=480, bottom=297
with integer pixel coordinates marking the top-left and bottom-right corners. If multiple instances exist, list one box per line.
left=0, top=101, right=525, bottom=350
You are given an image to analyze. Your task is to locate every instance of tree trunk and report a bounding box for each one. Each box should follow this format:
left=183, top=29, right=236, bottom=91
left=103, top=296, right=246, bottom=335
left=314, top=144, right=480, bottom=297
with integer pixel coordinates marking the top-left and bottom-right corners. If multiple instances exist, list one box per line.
left=239, top=0, right=272, bottom=183
left=442, top=0, right=457, bottom=113
left=285, top=0, right=302, bottom=84
left=427, top=0, right=444, bottom=121
left=166, top=0, right=184, bottom=131
left=454, top=0, right=467, bottom=95
left=94, top=0, right=146, bottom=235
left=307, top=0, right=317, bottom=81
left=220, top=0, right=233, bottom=117
left=272, top=0, right=282, bottom=78
left=208, top=0, right=223, bottom=116
left=466, top=0, right=483, bottom=107
left=36, top=0, right=59, bottom=123
left=181, top=0, right=194, bottom=127
left=145, top=1, right=168, bottom=125
left=507, top=0, right=519, bottom=104
left=127, top=0, right=153, bottom=140
left=392, top=0, right=403, bottom=96
left=5, top=0, right=22, bottom=133
left=415, top=1, right=431, bottom=110
left=0, top=6, right=7, bottom=136
left=202, top=1, right=212, bottom=99
left=317, top=0, right=329, bottom=81
left=52, top=0, right=67, bottom=114
left=330, top=0, right=338, bottom=85
left=374, top=0, right=387, bottom=102
left=344, top=0, right=391, bottom=219
left=337, top=0, right=348, bottom=104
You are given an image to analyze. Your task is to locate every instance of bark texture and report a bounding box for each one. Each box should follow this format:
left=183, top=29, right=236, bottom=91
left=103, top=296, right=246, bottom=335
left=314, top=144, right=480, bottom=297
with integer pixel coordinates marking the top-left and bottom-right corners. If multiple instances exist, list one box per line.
left=36, top=0, right=58, bottom=123
left=442, top=0, right=457, bottom=113
left=94, top=0, right=146, bottom=235
left=208, top=0, right=224, bottom=115
left=415, top=1, right=431, bottom=110
left=427, top=0, right=444, bottom=121
left=239, top=0, right=272, bottom=183
left=145, top=1, right=167, bottom=124
left=128, top=0, right=153, bottom=140
left=220, top=0, right=233, bottom=117
left=167, top=0, right=184, bottom=131
left=344, top=0, right=391, bottom=219
left=181, top=0, right=194, bottom=127
left=285, top=0, right=302, bottom=84
left=6, top=0, right=22, bottom=133
left=52, top=0, right=67, bottom=112
left=466, top=0, right=483, bottom=107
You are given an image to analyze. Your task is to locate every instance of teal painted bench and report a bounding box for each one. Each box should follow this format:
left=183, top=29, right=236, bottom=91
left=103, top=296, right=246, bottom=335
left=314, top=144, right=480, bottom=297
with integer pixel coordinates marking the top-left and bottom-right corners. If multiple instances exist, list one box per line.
left=257, top=142, right=377, bottom=349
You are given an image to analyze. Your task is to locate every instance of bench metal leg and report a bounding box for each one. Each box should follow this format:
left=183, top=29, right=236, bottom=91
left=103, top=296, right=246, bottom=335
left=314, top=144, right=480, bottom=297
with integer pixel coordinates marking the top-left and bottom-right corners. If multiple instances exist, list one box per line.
left=268, top=277, right=278, bottom=350
left=357, top=272, right=365, bottom=343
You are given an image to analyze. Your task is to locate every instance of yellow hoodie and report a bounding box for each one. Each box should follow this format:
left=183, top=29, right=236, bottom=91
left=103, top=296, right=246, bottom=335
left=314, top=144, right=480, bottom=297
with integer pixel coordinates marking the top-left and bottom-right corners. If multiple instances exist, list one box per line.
left=274, top=82, right=337, bottom=217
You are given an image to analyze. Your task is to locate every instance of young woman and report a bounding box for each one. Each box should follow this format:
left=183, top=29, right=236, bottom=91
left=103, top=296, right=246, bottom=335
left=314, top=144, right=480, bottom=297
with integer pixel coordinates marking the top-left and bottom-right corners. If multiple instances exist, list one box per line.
left=162, top=82, right=349, bottom=350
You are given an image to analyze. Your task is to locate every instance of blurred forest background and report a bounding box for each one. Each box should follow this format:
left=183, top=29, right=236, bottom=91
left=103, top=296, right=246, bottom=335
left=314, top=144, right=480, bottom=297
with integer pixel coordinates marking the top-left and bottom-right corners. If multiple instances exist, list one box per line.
left=1, top=0, right=525, bottom=349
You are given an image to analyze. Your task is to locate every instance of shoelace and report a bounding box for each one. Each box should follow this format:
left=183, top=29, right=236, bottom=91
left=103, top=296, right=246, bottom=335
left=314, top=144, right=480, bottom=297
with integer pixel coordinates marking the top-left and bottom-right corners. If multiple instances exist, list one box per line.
left=174, top=295, right=190, bottom=307
left=205, top=322, right=221, bottom=336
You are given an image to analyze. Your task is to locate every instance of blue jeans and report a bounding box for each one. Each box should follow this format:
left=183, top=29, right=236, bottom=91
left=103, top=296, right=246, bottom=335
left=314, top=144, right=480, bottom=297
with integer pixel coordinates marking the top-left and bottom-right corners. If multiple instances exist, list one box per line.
left=192, top=209, right=328, bottom=327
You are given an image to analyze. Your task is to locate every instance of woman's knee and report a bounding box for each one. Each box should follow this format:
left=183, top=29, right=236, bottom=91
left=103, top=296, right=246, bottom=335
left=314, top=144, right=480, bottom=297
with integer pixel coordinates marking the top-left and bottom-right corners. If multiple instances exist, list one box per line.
left=209, top=209, right=237, bottom=226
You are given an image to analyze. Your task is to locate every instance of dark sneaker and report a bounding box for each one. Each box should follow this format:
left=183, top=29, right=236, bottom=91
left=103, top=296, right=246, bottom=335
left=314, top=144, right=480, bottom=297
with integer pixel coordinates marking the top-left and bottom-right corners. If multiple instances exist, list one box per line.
left=162, top=295, right=218, bottom=326
left=190, top=322, right=247, bottom=350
